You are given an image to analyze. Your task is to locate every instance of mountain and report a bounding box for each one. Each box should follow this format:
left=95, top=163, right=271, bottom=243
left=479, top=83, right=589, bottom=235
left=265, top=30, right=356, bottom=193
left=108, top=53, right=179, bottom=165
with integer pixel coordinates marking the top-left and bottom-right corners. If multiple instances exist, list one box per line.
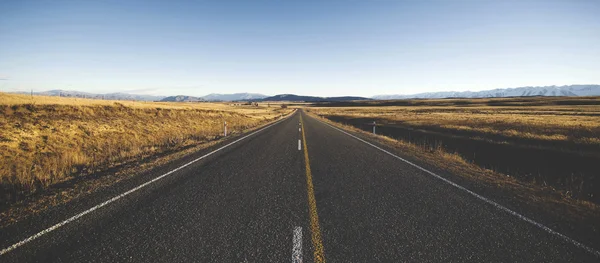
left=20, top=89, right=166, bottom=101
left=202, top=93, right=267, bottom=101
left=160, top=95, right=205, bottom=102
left=103, top=92, right=166, bottom=101
left=372, top=85, right=600, bottom=100
left=259, top=94, right=370, bottom=102
left=36, top=89, right=92, bottom=98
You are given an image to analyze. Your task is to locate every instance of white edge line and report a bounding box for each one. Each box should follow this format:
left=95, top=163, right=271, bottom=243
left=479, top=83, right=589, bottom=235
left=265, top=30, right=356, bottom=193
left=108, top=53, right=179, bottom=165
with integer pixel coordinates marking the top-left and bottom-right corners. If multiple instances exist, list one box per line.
left=311, top=114, right=600, bottom=258
left=292, top=226, right=303, bottom=263
left=0, top=113, right=294, bottom=256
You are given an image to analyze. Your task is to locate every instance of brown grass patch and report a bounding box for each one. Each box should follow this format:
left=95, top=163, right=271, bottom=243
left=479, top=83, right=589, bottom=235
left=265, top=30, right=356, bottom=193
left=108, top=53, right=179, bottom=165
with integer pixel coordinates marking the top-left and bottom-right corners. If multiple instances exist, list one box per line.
left=0, top=92, right=292, bottom=204
left=306, top=111, right=600, bottom=216
left=308, top=97, right=600, bottom=203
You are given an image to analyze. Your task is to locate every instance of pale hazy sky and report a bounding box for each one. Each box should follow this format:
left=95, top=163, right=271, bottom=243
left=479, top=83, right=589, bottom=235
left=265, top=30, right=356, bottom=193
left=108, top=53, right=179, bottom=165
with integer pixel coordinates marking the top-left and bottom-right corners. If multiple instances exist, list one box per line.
left=1, top=0, right=599, bottom=97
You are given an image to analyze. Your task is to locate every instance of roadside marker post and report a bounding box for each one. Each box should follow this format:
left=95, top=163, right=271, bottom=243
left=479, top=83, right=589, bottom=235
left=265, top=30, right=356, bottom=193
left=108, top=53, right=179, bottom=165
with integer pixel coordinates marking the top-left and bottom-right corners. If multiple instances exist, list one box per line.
left=373, top=121, right=376, bottom=135
left=224, top=121, right=227, bottom=137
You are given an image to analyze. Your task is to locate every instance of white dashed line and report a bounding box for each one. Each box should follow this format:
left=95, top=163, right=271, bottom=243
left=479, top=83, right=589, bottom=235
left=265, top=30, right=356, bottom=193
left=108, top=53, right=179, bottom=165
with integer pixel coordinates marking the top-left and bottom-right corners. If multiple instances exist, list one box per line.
left=292, top=226, right=303, bottom=263
left=298, top=139, right=302, bottom=151
left=313, top=114, right=600, bottom=258
left=0, top=114, right=293, bottom=256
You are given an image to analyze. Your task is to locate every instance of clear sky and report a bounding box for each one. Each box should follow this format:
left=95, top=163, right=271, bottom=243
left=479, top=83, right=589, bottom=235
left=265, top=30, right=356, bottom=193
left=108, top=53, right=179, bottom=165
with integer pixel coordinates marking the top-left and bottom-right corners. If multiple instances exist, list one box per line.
left=1, top=0, right=599, bottom=97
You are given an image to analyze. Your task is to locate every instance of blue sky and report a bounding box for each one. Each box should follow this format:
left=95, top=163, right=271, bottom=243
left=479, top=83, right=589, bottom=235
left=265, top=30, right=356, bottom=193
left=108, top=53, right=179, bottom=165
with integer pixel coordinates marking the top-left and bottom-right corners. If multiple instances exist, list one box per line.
left=1, top=0, right=599, bottom=97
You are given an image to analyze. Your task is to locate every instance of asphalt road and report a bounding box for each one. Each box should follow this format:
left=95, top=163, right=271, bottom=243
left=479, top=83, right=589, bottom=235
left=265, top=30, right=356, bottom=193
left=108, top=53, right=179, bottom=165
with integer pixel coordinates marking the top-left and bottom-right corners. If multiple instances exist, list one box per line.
left=1, top=110, right=599, bottom=262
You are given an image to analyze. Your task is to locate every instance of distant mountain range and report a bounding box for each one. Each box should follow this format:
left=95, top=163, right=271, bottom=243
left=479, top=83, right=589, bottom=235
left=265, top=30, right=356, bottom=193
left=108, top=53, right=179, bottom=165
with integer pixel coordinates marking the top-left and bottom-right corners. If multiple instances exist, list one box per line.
left=14, top=89, right=369, bottom=102
left=202, top=93, right=267, bottom=101
left=10, top=85, right=600, bottom=103
left=372, top=85, right=600, bottom=99
left=22, top=90, right=167, bottom=101
left=13, top=90, right=268, bottom=102
left=258, top=94, right=370, bottom=102
left=160, top=95, right=205, bottom=102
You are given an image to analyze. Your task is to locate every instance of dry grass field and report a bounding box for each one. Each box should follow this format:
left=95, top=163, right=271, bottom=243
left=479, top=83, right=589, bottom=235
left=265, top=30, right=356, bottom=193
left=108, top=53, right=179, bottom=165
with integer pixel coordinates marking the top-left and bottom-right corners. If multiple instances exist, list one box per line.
left=309, top=97, right=600, bottom=203
left=0, top=93, right=291, bottom=204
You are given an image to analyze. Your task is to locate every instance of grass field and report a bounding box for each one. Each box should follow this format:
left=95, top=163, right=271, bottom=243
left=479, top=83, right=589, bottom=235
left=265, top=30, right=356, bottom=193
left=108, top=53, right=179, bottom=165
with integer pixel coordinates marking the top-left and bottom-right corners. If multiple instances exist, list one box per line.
left=0, top=93, right=292, bottom=204
left=309, top=97, right=600, bottom=203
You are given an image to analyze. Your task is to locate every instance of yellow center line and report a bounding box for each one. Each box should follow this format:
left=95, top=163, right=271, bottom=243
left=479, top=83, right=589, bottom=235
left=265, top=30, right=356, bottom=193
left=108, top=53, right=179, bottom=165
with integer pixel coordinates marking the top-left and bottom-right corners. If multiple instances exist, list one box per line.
left=300, top=112, right=326, bottom=263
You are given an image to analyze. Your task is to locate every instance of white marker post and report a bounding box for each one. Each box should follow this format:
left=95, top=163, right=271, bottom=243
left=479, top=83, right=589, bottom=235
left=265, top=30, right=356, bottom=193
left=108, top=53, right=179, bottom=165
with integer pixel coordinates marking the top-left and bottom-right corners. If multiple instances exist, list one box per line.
left=224, top=121, right=227, bottom=137
left=373, top=121, right=376, bottom=135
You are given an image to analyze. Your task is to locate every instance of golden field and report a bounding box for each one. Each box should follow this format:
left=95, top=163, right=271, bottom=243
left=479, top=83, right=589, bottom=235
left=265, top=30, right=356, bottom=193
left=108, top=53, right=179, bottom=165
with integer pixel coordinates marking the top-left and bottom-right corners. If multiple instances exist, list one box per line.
left=0, top=93, right=291, bottom=203
left=309, top=97, right=600, bottom=202
left=310, top=97, right=600, bottom=149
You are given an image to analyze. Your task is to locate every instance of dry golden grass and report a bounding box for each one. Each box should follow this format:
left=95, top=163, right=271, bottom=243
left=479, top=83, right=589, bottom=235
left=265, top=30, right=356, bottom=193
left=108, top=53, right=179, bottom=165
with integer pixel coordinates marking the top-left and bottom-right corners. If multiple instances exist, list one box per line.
left=0, top=92, right=287, bottom=117
left=0, top=93, right=291, bottom=202
left=309, top=97, right=600, bottom=203
left=307, top=111, right=600, bottom=215
left=311, top=98, right=600, bottom=150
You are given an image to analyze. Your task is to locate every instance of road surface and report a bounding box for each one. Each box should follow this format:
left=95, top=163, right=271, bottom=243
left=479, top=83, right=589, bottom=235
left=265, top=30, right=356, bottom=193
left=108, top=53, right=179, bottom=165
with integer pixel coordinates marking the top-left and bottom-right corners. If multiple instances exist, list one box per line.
left=1, top=110, right=598, bottom=262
